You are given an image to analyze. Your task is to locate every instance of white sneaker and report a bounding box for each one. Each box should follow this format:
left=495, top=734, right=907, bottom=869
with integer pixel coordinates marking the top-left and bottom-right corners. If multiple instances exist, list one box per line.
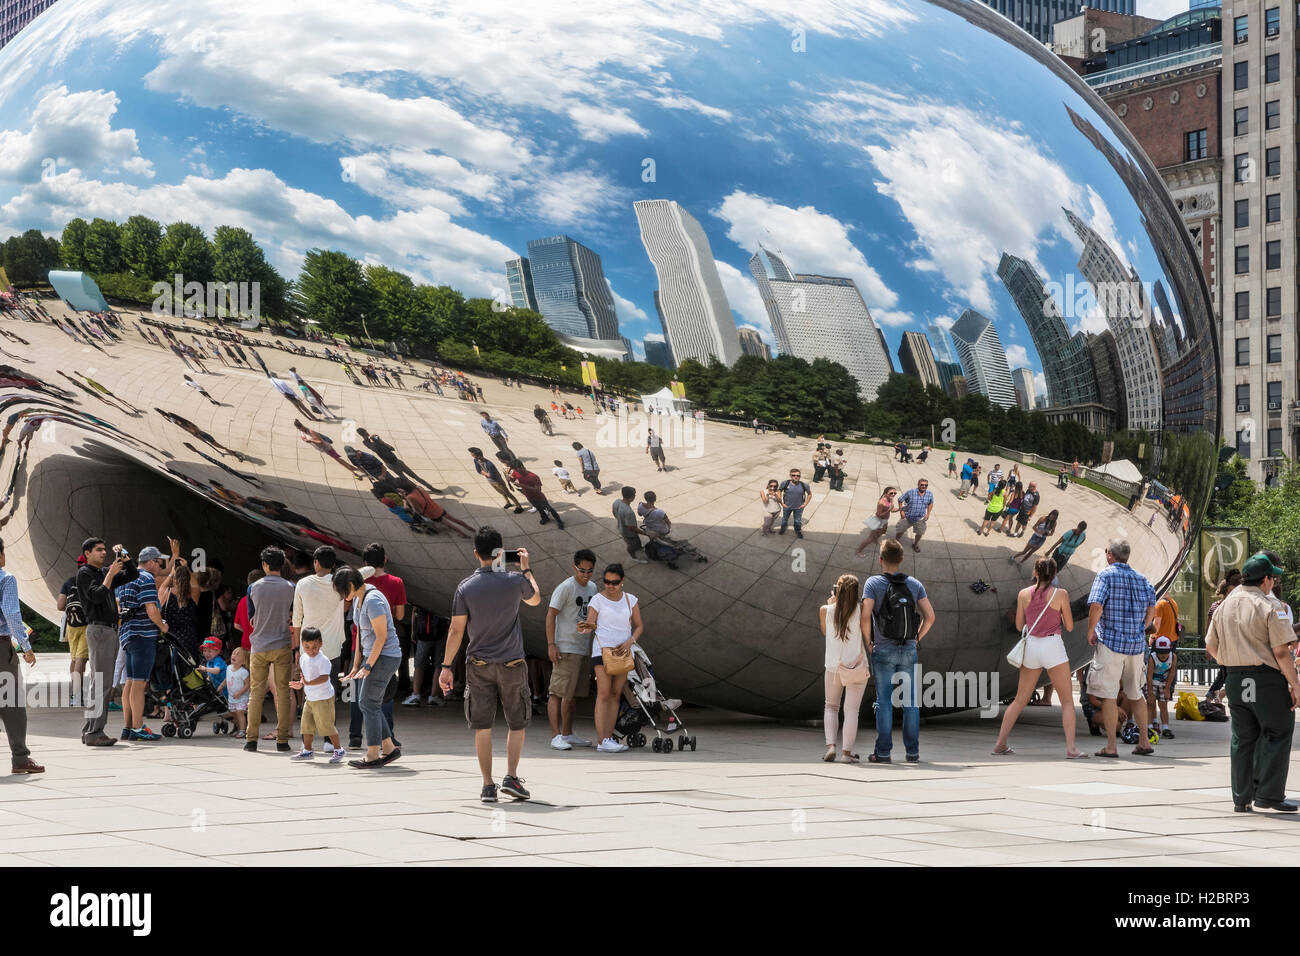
left=597, top=738, right=625, bottom=753
left=550, top=734, right=573, bottom=750
left=330, top=748, right=346, bottom=764
left=290, top=748, right=314, bottom=761
left=401, top=693, right=423, bottom=706
left=562, top=734, right=592, bottom=747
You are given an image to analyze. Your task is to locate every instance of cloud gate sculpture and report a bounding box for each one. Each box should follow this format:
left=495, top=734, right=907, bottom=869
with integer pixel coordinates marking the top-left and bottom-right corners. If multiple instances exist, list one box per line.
left=0, top=0, right=1218, bottom=717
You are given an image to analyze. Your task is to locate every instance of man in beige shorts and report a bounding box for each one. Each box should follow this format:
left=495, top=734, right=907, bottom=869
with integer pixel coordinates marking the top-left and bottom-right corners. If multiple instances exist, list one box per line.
left=546, top=550, right=599, bottom=750
left=1086, top=539, right=1157, bottom=757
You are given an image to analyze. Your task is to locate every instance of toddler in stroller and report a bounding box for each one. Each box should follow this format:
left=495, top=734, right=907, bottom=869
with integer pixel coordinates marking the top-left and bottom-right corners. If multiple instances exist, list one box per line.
left=145, top=634, right=232, bottom=738
left=615, top=645, right=696, bottom=753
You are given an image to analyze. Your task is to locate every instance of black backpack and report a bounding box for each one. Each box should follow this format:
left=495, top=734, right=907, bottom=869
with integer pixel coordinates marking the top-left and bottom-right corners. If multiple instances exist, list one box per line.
left=876, top=573, right=919, bottom=644
left=64, top=587, right=87, bottom=628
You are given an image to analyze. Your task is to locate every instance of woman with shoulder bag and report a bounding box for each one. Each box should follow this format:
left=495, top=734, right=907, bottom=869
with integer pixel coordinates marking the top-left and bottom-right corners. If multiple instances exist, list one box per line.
left=581, top=564, right=643, bottom=754
left=819, top=574, right=870, bottom=763
left=992, top=558, right=1083, bottom=758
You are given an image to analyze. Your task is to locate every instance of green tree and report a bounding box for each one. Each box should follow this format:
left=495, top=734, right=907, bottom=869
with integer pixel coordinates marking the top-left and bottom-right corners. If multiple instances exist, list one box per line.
left=294, top=249, right=372, bottom=336
left=365, top=264, right=422, bottom=341
left=1, top=229, right=60, bottom=285
left=59, top=218, right=89, bottom=271
left=159, top=221, right=214, bottom=285
left=84, top=218, right=123, bottom=274
left=119, top=215, right=163, bottom=278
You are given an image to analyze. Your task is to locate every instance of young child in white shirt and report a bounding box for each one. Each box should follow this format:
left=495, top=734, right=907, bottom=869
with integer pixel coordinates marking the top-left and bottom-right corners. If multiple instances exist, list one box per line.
left=218, top=646, right=250, bottom=738
left=288, top=627, right=345, bottom=763
left=552, top=460, right=577, bottom=493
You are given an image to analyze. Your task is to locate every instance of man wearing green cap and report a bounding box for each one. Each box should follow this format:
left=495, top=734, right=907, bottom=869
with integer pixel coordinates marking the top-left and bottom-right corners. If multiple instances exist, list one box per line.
left=1204, top=552, right=1300, bottom=812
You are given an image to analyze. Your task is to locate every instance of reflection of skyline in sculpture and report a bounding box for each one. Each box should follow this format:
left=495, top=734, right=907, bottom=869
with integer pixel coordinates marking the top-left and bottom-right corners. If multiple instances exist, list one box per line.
left=897, top=331, right=941, bottom=390
left=748, top=246, right=892, bottom=400
left=927, top=322, right=965, bottom=397
left=1062, top=206, right=1163, bottom=433
left=504, top=256, right=537, bottom=312
left=997, top=252, right=1099, bottom=409
left=520, top=236, right=620, bottom=341
left=949, top=309, right=1017, bottom=408
left=634, top=200, right=741, bottom=368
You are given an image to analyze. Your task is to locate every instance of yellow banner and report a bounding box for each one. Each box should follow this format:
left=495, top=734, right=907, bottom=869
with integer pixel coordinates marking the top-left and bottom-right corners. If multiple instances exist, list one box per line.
left=669, top=380, right=685, bottom=399
left=581, top=361, right=599, bottom=387
left=0, top=266, right=10, bottom=292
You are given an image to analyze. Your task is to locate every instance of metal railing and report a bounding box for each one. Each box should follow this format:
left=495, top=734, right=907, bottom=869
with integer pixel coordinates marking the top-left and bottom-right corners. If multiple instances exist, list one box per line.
left=1083, top=44, right=1221, bottom=88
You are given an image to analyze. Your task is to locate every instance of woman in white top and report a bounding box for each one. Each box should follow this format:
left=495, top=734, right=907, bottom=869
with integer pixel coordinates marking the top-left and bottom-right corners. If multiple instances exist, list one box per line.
left=819, top=574, right=870, bottom=763
left=760, top=479, right=782, bottom=535
left=579, top=564, right=644, bottom=753
left=992, top=557, right=1083, bottom=759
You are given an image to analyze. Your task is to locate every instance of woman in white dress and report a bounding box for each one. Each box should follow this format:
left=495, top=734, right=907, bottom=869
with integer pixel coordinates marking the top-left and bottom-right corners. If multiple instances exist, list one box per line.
left=580, top=564, right=644, bottom=753
left=819, top=574, right=870, bottom=763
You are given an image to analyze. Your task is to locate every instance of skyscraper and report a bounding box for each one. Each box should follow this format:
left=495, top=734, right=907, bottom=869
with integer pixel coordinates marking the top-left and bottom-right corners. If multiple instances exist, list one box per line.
left=997, top=252, right=1098, bottom=408
left=524, top=235, right=619, bottom=341
left=0, top=0, right=58, bottom=48
left=949, top=310, right=1018, bottom=408
left=1063, top=207, right=1163, bottom=432
left=927, top=322, right=965, bottom=396
left=504, top=257, right=537, bottom=312
left=643, top=336, right=675, bottom=370
left=747, top=247, right=892, bottom=400
left=897, top=331, right=942, bottom=389
left=737, top=326, right=770, bottom=360
left=634, top=199, right=742, bottom=367
left=1012, top=368, right=1035, bottom=410
left=979, top=0, right=1133, bottom=44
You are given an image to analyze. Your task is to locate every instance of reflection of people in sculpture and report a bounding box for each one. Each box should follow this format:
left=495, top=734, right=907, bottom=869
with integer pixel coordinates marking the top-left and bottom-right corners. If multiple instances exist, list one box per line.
left=0, top=366, right=73, bottom=400
left=271, top=377, right=318, bottom=420
left=183, top=374, right=223, bottom=406
left=356, top=427, right=431, bottom=488
left=288, top=367, right=329, bottom=417
left=1012, top=509, right=1059, bottom=565
left=998, top=482, right=1024, bottom=535
left=399, top=485, right=473, bottom=538
left=991, top=557, right=1083, bottom=760
left=855, top=487, right=898, bottom=556
left=75, top=371, right=141, bottom=413
left=1057, top=465, right=1069, bottom=489
left=155, top=407, right=250, bottom=462
left=892, top=479, right=934, bottom=552
left=1012, top=481, right=1040, bottom=538
left=294, top=420, right=366, bottom=479
left=979, top=482, right=1007, bottom=536
left=1043, top=521, right=1087, bottom=571
left=185, top=443, right=261, bottom=485
left=637, top=490, right=706, bottom=563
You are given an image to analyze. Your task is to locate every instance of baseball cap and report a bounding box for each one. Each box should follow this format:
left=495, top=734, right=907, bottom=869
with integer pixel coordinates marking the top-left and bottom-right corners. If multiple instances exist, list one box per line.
left=1242, top=552, right=1285, bottom=583
left=200, top=637, right=222, bottom=652
left=1153, top=636, right=1173, bottom=650
left=359, top=565, right=376, bottom=580
left=137, top=546, right=165, bottom=563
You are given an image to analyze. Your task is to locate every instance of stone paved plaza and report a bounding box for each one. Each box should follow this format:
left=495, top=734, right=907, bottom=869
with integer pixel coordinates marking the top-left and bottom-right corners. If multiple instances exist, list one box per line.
left=3, top=658, right=1294, bottom=867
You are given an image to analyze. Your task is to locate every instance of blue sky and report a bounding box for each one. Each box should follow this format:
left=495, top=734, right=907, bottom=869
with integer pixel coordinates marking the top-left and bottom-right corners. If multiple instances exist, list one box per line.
left=0, top=0, right=1188, bottom=392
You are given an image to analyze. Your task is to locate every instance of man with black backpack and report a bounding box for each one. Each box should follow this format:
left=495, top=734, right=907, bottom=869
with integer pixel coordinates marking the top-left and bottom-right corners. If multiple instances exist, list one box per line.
left=58, top=562, right=90, bottom=709
left=777, top=468, right=812, bottom=539
left=860, top=538, right=935, bottom=763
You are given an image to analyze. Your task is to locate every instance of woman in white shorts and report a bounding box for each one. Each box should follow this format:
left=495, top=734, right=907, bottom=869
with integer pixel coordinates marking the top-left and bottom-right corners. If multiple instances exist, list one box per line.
left=992, top=557, right=1083, bottom=759
left=854, top=486, right=897, bottom=557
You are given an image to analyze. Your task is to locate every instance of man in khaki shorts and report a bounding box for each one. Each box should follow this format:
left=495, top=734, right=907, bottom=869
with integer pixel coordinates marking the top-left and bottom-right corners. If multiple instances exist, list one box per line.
left=892, top=478, right=934, bottom=552
left=1086, top=539, right=1157, bottom=757
left=546, top=549, right=599, bottom=750
left=442, top=527, right=542, bottom=803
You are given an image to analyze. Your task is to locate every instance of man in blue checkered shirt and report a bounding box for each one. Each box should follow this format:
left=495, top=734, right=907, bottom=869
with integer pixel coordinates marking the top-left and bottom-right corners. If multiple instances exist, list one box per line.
left=1087, top=538, right=1157, bottom=758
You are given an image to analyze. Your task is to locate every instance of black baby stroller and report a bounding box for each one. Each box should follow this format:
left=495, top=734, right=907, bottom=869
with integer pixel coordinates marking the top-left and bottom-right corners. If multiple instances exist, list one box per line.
left=643, top=535, right=708, bottom=569
left=145, top=634, right=232, bottom=738
left=614, top=645, right=696, bottom=754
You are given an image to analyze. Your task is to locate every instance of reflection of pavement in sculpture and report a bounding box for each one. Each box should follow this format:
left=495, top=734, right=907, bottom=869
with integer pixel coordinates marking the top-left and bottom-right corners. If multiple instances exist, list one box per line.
left=3, top=304, right=1182, bottom=717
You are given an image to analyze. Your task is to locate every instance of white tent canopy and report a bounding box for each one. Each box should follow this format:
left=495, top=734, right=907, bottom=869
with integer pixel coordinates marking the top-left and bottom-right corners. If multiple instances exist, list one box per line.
left=640, top=386, right=691, bottom=416
left=1090, top=458, right=1143, bottom=484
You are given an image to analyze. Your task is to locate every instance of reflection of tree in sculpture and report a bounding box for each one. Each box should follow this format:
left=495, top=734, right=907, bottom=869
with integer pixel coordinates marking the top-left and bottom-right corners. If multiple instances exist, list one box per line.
left=155, top=407, right=250, bottom=461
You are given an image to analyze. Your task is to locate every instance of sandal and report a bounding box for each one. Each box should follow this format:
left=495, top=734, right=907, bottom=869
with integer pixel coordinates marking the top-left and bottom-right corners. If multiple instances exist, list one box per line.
left=261, top=731, right=277, bottom=740
left=823, top=744, right=837, bottom=763
left=868, top=752, right=891, bottom=763
left=1094, top=749, right=1119, bottom=758
left=840, top=751, right=860, bottom=764
left=1065, top=751, right=1087, bottom=759
left=1132, top=746, right=1156, bottom=756
left=991, top=747, right=1014, bottom=755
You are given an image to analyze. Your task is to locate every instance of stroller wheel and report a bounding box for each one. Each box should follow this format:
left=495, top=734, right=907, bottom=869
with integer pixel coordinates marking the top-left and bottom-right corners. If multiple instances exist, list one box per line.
left=162, top=724, right=177, bottom=737
left=652, top=738, right=662, bottom=753
left=179, top=724, right=194, bottom=739
left=689, top=736, right=697, bottom=751
left=213, top=721, right=226, bottom=735
left=679, top=734, right=688, bottom=752
left=636, top=733, right=647, bottom=748
left=663, top=737, right=673, bottom=753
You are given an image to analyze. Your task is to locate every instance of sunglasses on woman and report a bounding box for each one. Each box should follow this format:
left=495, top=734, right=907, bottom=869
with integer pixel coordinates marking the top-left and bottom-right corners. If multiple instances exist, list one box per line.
left=603, top=578, right=623, bottom=587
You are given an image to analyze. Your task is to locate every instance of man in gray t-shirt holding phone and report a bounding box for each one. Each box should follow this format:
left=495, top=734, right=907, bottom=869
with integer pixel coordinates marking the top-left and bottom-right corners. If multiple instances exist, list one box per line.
left=442, top=527, right=541, bottom=804
left=545, top=549, right=600, bottom=751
